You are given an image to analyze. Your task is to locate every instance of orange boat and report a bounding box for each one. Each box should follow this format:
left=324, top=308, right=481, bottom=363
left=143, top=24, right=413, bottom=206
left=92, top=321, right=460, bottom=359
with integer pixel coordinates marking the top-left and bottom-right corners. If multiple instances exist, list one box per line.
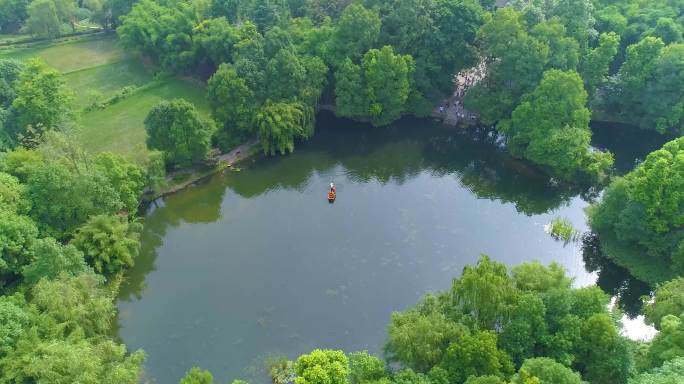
left=328, top=190, right=336, bottom=203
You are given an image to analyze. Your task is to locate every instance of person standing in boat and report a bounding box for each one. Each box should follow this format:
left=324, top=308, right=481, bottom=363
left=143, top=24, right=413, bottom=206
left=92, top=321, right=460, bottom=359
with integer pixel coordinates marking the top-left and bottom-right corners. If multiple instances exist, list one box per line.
left=330, top=182, right=336, bottom=193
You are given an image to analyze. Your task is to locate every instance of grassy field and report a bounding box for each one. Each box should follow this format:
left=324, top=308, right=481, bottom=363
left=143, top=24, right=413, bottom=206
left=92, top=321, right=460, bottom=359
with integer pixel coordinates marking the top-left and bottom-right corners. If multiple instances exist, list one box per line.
left=77, top=79, right=209, bottom=163
left=2, top=34, right=209, bottom=163
left=65, top=59, right=154, bottom=109
left=0, top=35, right=126, bottom=73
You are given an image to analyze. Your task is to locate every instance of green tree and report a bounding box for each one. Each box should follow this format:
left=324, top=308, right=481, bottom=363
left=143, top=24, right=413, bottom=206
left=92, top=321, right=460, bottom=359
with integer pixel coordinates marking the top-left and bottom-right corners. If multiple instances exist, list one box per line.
left=0, top=0, right=29, bottom=33
left=587, top=136, right=684, bottom=283
left=334, top=58, right=365, bottom=118
left=0, top=274, right=144, bottom=383
left=581, top=32, right=620, bottom=95
left=649, top=17, right=683, bottom=44
left=511, top=261, right=572, bottom=293
left=348, top=351, right=385, bottom=384
left=92, top=152, right=145, bottom=213
left=207, top=63, right=257, bottom=150
left=9, top=59, right=72, bottom=145
left=0, top=293, right=28, bottom=356
left=385, top=296, right=467, bottom=372
left=463, top=376, right=506, bottom=384
left=294, top=349, right=349, bottom=384
left=465, top=7, right=549, bottom=125
left=0, top=210, right=37, bottom=288
left=22, top=237, right=89, bottom=285
left=326, top=3, right=380, bottom=66
left=180, top=367, right=214, bottom=384
left=361, top=46, right=414, bottom=126
left=646, top=313, right=684, bottom=369
left=629, top=357, right=684, bottom=384
left=0, top=172, right=29, bottom=214
left=510, top=358, right=582, bottom=384
left=644, top=278, right=684, bottom=330
left=451, top=255, right=517, bottom=329
left=266, top=48, right=307, bottom=101
left=24, top=161, right=122, bottom=236
left=576, top=314, right=631, bottom=384
left=500, top=69, right=613, bottom=183
left=71, top=214, right=142, bottom=277
left=549, top=0, right=594, bottom=47
left=25, top=0, right=61, bottom=38
left=0, top=59, right=23, bottom=109
left=440, top=330, right=514, bottom=383
left=499, top=294, right=548, bottom=365
left=255, top=100, right=313, bottom=155
left=144, top=99, right=215, bottom=167
left=193, top=17, right=239, bottom=69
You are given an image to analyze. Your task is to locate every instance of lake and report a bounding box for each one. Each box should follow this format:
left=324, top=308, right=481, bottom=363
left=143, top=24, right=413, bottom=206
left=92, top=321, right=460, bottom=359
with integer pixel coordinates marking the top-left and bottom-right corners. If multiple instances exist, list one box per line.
left=117, top=113, right=665, bottom=383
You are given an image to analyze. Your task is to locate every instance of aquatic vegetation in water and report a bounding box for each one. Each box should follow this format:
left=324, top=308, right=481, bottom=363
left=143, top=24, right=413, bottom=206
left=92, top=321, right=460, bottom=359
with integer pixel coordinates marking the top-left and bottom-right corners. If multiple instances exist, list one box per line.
left=546, top=217, right=579, bottom=243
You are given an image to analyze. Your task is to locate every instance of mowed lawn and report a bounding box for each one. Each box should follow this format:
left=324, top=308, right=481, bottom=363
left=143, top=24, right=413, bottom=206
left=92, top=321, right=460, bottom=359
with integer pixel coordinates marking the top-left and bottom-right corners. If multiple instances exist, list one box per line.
left=65, top=59, right=154, bottom=109
left=0, top=35, right=125, bottom=73
left=77, top=79, right=209, bottom=163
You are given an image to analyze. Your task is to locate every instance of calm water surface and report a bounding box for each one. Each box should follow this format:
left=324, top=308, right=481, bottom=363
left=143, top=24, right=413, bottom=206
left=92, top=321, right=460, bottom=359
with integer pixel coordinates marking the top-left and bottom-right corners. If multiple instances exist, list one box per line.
left=117, top=114, right=664, bottom=383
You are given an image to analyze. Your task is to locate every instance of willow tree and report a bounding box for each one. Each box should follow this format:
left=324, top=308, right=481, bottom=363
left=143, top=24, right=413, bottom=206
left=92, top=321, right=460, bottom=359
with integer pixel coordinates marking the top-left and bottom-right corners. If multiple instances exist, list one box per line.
left=255, top=101, right=313, bottom=155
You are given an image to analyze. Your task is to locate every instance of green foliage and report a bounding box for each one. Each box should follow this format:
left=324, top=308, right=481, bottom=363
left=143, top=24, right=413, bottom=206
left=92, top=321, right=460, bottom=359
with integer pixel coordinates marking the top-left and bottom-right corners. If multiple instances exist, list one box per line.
left=463, top=376, right=505, bottom=384
left=452, top=255, right=517, bottom=329
left=92, top=152, right=145, bottom=213
left=499, top=294, right=548, bottom=365
left=0, top=273, right=144, bottom=383
left=644, top=277, right=684, bottom=330
left=0, top=0, right=29, bottom=33
left=348, top=351, right=385, bottom=384
left=610, top=36, right=684, bottom=134
left=294, top=349, right=349, bottom=384
left=25, top=0, right=61, bottom=38
left=71, top=214, right=141, bottom=277
left=465, top=7, right=550, bottom=125
left=511, top=261, right=572, bottom=293
left=144, top=99, right=215, bottom=167
left=180, top=367, right=214, bottom=384
left=255, top=100, right=313, bottom=155
left=385, top=295, right=467, bottom=372
left=24, top=161, right=123, bottom=236
left=581, top=32, right=620, bottom=95
left=0, top=210, right=37, bottom=288
left=22, top=237, right=89, bottom=285
left=629, top=357, right=684, bottom=384
left=0, top=60, right=23, bottom=110
left=576, top=314, right=631, bottom=384
left=440, top=330, right=514, bottom=383
left=547, top=218, right=578, bottom=243
left=510, top=358, right=582, bottom=384
left=588, top=136, right=684, bottom=283
left=646, top=313, right=684, bottom=369
left=501, top=69, right=613, bottom=182
left=193, top=17, right=239, bottom=69
left=362, top=46, right=414, bottom=126
left=335, top=46, right=413, bottom=126
left=0, top=293, right=28, bottom=356
left=0, top=172, right=29, bottom=214
left=325, top=3, right=380, bottom=66
left=9, top=59, right=73, bottom=146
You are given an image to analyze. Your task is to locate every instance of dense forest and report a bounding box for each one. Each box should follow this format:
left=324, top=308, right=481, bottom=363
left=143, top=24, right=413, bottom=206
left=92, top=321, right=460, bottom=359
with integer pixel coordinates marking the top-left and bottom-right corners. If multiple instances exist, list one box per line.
left=2, top=0, right=684, bottom=383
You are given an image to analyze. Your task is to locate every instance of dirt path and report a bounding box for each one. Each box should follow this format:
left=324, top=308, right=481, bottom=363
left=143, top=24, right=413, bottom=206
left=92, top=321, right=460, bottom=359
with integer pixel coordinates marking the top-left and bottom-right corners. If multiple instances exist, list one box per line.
left=433, top=62, right=486, bottom=127
left=217, top=140, right=258, bottom=165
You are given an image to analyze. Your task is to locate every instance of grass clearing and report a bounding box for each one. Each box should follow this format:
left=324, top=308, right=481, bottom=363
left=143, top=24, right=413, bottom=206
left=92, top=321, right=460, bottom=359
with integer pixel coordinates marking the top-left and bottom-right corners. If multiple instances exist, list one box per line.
left=77, top=78, right=209, bottom=163
left=65, top=59, right=155, bottom=109
left=0, top=35, right=126, bottom=73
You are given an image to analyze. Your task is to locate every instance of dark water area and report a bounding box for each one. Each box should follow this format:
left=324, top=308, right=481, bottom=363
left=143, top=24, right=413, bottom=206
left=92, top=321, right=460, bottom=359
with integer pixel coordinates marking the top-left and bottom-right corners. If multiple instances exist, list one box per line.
left=117, top=113, right=667, bottom=383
